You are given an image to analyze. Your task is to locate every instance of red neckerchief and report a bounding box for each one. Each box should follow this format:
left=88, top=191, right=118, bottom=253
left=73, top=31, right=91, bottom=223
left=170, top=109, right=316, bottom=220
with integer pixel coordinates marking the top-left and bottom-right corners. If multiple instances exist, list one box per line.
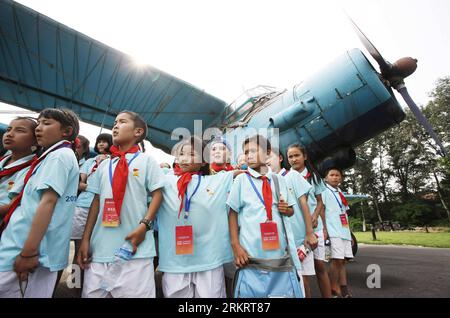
left=173, top=163, right=182, bottom=176
left=0, top=141, right=72, bottom=234
left=210, top=163, right=234, bottom=173
left=109, top=145, right=140, bottom=217
left=338, top=191, right=349, bottom=208
left=246, top=171, right=273, bottom=221
left=303, top=171, right=311, bottom=180
left=177, top=171, right=202, bottom=218
left=0, top=155, right=34, bottom=179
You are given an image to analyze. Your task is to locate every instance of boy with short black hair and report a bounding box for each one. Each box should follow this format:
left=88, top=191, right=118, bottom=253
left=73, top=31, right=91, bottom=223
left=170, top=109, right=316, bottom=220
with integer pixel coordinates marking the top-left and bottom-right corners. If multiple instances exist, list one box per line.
left=77, top=110, right=164, bottom=298
left=322, top=167, right=353, bottom=298
left=227, top=135, right=302, bottom=297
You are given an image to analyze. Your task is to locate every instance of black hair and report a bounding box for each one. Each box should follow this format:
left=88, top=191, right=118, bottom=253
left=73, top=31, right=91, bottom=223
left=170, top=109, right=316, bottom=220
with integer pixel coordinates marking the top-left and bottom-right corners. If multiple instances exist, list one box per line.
left=324, top=166, right=344, bottom=177
left=139, top=141, right=146, bottom=153
left=94, top=133, right=113, bottom=154
left=178, top=136, right=210, bottom=176
left=286, top=143, right=323, bottom=186
left=118, top=110, right=147, bottom=143
left=13, top=116, right=38, bottom=134
left=77, top=135, right=90, bottom=159
left=243, top=135, right=271, bottom=153
left=12, top=117, right=39, bottom=153
left=37, top=108, right=80, bottom=150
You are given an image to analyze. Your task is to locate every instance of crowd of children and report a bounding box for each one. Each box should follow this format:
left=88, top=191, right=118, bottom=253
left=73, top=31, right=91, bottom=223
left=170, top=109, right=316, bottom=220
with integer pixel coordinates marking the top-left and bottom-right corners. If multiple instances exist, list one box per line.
left=0, top=108, right=354, bottom=298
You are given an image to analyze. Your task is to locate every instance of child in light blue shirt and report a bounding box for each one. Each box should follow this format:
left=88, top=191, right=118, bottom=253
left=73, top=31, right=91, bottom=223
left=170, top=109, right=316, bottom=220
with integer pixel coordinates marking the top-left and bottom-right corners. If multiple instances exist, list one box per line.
left=228, top=136, right=301, bottom=274
left=323, top=167, right=353, bottom=298
left=158, top=136, right=238, bottom=298
left=0, top=108, right=80, bottom=298
left=77, top=111, right=164, bottom=298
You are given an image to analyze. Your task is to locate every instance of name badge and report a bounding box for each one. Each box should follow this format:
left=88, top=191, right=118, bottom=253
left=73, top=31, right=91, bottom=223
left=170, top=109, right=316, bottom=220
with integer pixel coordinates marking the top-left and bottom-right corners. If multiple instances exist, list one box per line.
left=260, top=221, right=280, bottom=251
left=102, top=198, right=120, bottom=227
left=175, top=225, right=194, bottom=255
left=340, top=213, right=349, bottom=227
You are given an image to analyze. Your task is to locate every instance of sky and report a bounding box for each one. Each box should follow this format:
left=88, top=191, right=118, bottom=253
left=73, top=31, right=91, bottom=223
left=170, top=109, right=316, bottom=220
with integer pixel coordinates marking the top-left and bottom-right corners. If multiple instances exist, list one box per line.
left=1, top=0, right=450, bottom=162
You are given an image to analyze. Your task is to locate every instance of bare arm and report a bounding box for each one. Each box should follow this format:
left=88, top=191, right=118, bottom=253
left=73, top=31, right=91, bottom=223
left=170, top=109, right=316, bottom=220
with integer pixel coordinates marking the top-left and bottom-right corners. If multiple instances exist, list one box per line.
left=232, top=170, right=245, bottom=178
left=21, top=189, right=58, bottom=255
left=316, top=195, right=328, bottom=239
left=77, top=194, right=100, bottom=269
left=125, top=188, right=163, bottom=254
left=14, top=189, right=59, bottom=280
left=78, top=173, right=88, bottom=192
left=229, top=209, right=249, bottom=267
left=299, top=195, right=318, bottom=249
left=0, top=203, right=11, bottom=217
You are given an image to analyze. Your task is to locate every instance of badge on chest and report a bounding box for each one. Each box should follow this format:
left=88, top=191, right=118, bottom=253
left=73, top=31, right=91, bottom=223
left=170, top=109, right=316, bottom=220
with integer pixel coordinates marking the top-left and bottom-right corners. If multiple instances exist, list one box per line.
left=260, top=221, right=280, bottom=250
left=175, top=225, right=194, bottom=255
left=102, top=198, right=120, bottom=227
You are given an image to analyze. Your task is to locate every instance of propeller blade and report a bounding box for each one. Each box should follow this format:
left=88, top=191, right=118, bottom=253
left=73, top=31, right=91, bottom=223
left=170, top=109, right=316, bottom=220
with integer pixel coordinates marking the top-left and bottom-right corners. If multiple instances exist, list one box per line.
left=346, top=15, right=392, bottom=76
left=397, top=86, right=447, bottom=157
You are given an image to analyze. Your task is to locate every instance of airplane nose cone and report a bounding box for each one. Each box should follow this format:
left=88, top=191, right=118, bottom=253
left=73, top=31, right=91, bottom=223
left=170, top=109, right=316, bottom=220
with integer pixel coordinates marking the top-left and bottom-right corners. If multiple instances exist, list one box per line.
left=392, top=57, right=418, bottom=79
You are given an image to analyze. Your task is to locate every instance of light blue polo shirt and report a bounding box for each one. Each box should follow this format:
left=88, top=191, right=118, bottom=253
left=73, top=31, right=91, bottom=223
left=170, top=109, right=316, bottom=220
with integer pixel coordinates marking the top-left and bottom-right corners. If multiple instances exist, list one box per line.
left=76, top=157, right=97, bottom=208
left=87, top=152, right=164, bottom=263
left=299, top=168, right=326, bottom=232
left=226, top=167, right=301, bottom=270
left=322, top=184, right=351, bottom=241
left=0, top=141, right=79, bottom=272
left=157, top=171, right=234, bottom=273
left=0, top=154, right=34, bottom=206
left=280, top=169, right=313, bottom=247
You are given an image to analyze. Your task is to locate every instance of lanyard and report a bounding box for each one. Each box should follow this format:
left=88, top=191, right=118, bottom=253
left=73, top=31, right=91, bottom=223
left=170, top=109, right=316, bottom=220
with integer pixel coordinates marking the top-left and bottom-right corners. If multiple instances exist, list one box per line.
left=180, top=175, right=202, bottom=221
left=281, top=169, right=289, bottom=176
left=108, top=152, right=140, bottom=186
left=246, top=173, right=272, bottom=220
left=31, top=142, right=72, bottom=177
left=327, top=185, right=346, bottom=211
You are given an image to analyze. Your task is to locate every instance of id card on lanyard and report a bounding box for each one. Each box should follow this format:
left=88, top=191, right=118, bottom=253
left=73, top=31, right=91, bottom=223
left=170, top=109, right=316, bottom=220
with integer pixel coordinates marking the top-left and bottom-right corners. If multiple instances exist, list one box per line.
left=102, top=152, right=140, bottom=227
left=246, top=173, right=280, bottom=251
left=175, top=176, right=201, bottom=255
left=327, top=186, right=349, bottom=228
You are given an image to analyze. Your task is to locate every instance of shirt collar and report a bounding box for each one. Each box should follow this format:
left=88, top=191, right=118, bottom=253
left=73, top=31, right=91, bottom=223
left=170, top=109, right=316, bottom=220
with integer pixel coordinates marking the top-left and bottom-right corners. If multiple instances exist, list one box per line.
left=247, top=166, right=273, bottom=179
left=326, top=182, right=340, bottom=192
left=299, top=167, right=308, bottom=177
left=39, top=140, right=71, bottom=160
left=0, top=154, right=35, bottom=170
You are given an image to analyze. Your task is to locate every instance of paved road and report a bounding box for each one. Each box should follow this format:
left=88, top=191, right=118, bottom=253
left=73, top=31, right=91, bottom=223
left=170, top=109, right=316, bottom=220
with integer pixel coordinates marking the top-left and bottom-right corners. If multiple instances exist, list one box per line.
left=54, top=244, right=450, bottom=298
left=309, top=244, right=450, bottom=298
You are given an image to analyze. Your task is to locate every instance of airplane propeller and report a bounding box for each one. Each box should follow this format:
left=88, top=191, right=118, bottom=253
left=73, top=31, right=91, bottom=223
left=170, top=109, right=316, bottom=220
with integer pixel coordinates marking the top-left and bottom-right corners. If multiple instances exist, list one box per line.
left=348, top=16, right=447, bottom=157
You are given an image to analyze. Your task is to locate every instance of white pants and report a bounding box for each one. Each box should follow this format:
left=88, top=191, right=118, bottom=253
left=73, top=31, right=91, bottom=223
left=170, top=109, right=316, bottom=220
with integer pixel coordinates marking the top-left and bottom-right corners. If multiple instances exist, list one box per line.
left=300, top=250, right=316, bottom=276
left=0, top=267, right=57, bottom=298
left=71, top=206, right=89, bottom=240
left=330, top=237, right=354, bottom=260
left=162, top=266, right=226, bottom=298
left=82, top=258, right=155, bottom=298
left=313, top=230, right=326, bottom=261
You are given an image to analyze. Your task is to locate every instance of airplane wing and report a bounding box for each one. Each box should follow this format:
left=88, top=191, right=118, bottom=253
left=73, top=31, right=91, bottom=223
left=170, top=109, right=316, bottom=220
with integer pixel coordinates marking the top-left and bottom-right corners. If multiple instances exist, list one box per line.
left=0, top=0, right=227, bottom=152
left=343, top=193, right=370, bottom=206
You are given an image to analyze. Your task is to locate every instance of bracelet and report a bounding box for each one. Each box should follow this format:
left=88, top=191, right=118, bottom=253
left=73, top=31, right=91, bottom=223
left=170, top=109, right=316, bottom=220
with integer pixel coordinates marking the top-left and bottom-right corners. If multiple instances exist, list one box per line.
left=19, top=253, right=39, bottom=259
left=139, top=218, right=154, bottom=231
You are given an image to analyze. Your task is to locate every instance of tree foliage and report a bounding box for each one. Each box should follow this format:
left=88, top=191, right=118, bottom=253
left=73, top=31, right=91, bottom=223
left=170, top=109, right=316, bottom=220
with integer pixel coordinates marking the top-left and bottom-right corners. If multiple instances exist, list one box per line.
left=347, top=76, right=450, bottom=227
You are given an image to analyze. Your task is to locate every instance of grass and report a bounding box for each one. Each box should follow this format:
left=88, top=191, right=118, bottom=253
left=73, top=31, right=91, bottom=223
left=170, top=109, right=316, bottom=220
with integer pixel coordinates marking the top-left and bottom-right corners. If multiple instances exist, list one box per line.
left=353, top=231, right=450, bottom=248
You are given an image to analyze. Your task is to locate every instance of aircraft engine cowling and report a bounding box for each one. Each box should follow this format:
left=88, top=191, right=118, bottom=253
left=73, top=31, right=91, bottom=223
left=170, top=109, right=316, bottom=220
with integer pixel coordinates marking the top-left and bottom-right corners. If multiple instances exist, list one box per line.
left=315, top=148, right=356, bottom=176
